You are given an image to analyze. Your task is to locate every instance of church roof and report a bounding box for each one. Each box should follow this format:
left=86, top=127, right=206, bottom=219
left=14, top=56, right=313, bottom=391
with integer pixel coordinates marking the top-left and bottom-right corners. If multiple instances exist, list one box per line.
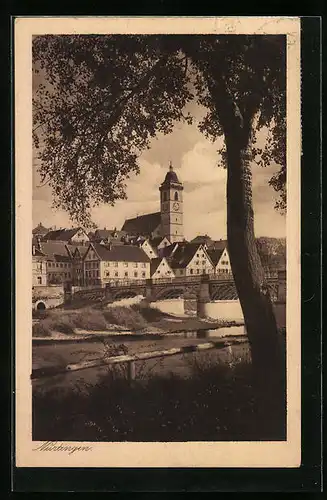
left=121, top=212, right=161, bottom=236
left=160, top=163, right=183, bottom=189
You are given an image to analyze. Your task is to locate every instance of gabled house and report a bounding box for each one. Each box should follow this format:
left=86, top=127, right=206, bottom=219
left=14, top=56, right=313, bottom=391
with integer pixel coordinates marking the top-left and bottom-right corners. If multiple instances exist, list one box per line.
left=32, top=244, right=47, bottom=286
left=150, top=257, right=175, bottom=279
left=68, top=245, right=88, bottom=286
left=35, top=241, right=73, bottom=285
left=169, top=243, right=214, bottom=277
left=207, top=244, right=232, bottom=275
left=83, top=242, right=151, bottom=286
left=129, top=237, right=158, bottom=260
left=149, top=236, right=171, bottom=255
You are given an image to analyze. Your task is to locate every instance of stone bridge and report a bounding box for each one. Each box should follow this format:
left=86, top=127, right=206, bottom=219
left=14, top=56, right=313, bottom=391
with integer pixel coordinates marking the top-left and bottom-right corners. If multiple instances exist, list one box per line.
left=66, top=274, right=280, bottom=305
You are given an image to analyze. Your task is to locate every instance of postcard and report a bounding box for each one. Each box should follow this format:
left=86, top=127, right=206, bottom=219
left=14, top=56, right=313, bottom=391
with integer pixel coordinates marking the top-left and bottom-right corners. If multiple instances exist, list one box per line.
left=15, top=16, right=301, bottom=468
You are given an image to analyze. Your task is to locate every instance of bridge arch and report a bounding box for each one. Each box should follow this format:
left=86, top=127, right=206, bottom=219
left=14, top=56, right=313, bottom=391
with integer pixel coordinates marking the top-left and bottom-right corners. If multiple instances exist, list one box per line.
left=210, top=284, right=238, bottom=301
left=155, top=287, right=185, bottom=300
left=112, top=290, right=140, bottom=301
left=35, top=300, right=46, bottom=310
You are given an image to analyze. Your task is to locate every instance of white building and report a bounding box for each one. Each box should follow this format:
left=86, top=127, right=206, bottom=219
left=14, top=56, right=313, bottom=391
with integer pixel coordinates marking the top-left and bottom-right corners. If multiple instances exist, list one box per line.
left=83, top=242, right=151, bottom=286
left=169, top=243, right=214, bottom=277
left=150, top=257, right=175, bottom=279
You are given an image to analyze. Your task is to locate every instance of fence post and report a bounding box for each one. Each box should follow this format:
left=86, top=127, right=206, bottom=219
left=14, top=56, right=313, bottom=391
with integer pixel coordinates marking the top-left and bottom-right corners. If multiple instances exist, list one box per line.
left=127, top=361, right=136, bottom=385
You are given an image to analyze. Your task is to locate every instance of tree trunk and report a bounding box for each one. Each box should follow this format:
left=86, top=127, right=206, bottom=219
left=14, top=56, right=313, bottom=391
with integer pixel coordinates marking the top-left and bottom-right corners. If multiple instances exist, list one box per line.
left=225, top=135, right=286, bottom=437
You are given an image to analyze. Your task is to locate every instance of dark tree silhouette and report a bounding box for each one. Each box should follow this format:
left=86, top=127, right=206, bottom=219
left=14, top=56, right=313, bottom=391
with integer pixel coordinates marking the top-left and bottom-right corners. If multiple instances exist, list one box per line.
left=33, top=35, right=286, bottom=418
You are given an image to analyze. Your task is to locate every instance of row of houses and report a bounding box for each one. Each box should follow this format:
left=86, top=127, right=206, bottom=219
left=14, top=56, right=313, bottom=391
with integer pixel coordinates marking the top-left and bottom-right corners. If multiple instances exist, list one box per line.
left=32, top=224, right=285, bottom=288
left=32, top=232, right=234, bottom=287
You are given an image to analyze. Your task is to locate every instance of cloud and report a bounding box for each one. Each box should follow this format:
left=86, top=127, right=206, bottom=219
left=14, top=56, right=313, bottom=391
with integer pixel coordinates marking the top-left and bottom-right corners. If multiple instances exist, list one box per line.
left=33, top=117, right=285, bottom=239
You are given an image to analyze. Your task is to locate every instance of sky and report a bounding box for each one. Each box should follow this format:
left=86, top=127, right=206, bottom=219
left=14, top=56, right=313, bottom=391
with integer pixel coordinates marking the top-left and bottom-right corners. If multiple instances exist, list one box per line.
left=33, top=84, right=286, bottom=241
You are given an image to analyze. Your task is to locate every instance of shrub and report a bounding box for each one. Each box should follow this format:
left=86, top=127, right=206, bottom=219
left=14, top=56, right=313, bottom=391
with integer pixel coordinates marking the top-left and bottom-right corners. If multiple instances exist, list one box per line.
left=32, top=357, right=286, bottom=442
left=32, top=322, right=51, bottom=337
left=103, top=306, right=147, bottom=331
left=32, top=309, right=50, bottom=320
left=50, top=319, right=75, bottom=335
left=132, top=303, right=167, bottom=322
left=71, top=308, right=107, bottom=331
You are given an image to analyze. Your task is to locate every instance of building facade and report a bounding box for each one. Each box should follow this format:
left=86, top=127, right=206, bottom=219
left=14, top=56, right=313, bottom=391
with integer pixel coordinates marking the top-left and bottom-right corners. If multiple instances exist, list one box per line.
left=32, top=247, right=47, bottom=286
left=170, top=243, right=214, bottom=277
left=159, top=163, right=184, bottom=243
left=83, top=243, right=151, bottom=286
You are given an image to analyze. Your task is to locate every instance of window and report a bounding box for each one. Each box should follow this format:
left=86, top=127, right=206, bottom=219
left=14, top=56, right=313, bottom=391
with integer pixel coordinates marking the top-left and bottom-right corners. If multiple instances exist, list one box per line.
left=202, top=260, right=206, bottom=265
left=196, top=253, right=199, bottom=257
left=124, top=271, right=128, bottom=277
left=195, top=260, right=199, bottom=265
left=174, top=191, right=178, bottom=201
left=123, top=262, right=128, bottom=267
left=133, top=262, right=138, bottom=268
left=114, top=262, right=118, bottom=267
left=142, top=272, right=146, bottom=278
left=197, top=269, right=200, bottom=274
left=190, top=269, right=194, bottom=275
left=134, top=272, right=138, bottom=277
left=115, top=272, right=118, bottom=277
left=106, top=271, right=110, bottom=277
left=141, top=263, right=146, bottom=268
left=163, top=192, right=167, bottom=202
left=37, top=277, right=42, bottom=284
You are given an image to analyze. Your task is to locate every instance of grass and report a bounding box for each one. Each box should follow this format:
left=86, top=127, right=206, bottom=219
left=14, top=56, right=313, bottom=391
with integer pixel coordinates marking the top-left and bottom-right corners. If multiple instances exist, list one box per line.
left=32, top=352, right=286, bottom=442
left=32, top=304, right=159, bottom=336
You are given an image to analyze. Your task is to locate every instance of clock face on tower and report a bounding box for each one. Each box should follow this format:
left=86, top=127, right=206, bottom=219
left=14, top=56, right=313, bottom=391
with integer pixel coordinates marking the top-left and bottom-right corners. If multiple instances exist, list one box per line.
left=173, top=202, right=180, bottom=211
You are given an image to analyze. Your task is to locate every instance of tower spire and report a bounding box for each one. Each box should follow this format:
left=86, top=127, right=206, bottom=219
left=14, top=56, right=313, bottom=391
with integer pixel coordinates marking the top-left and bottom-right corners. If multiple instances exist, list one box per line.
left=169, top=161, right=173, bottom=171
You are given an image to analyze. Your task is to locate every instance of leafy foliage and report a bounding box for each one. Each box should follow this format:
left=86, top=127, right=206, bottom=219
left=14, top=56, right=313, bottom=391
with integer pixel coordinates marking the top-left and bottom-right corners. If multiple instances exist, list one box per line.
left=33, top=35, right=286, bottom=224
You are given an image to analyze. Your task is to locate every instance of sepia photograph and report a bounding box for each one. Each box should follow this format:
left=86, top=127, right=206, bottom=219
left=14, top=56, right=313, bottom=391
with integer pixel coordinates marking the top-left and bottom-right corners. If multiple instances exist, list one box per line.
left=15, top=17, right=301, bottom=468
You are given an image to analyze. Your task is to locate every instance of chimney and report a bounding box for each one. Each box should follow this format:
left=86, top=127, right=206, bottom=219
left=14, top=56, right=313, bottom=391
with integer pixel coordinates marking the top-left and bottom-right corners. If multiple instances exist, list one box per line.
left=36, top=235, right=42, bottom=252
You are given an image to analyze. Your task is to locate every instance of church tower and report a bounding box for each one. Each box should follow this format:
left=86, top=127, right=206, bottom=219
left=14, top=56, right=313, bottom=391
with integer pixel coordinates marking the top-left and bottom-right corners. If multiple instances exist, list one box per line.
left=159, top=162, right=184, bottom=243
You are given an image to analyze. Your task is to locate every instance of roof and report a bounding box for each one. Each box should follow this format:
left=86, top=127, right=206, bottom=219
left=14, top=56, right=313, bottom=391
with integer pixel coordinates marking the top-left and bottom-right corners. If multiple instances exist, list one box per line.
left=121, top=212, right=161, bottom=236
left=150, top=257, right=164, bottom=275
left=37, top=241, right=71, bottom=262
left=32, top=248, right=47, bottom=259
left=92, top=228, right=128, bottom=241
left=169, top=243, right=203, bottom=269
left=43, top=227, right=88, bottom=242
left=207, top=248, right=225, bottom=266
left=191, top=235, right=213, bottom=245
left=149, top=236, right=170, bottom=248
left=32, top=223, right=49, bottom=235
left=87, top=243, right=150, bottom=263
left=207, top=239, right=228, bottom=251
left=160, top=243, right=179, bottom=259
left=67, top=245, right=88, bottom=258
left=160, top=164, right=183, bottom=188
